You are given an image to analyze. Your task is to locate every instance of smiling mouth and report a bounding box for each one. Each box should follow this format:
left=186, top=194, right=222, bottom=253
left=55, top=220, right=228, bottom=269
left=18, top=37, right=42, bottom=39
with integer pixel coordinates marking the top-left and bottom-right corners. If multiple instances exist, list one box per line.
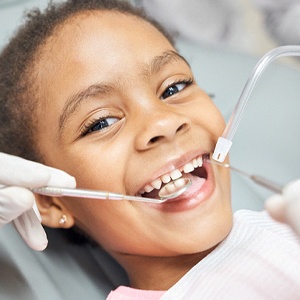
left=137, top=154, right=208, bottom=199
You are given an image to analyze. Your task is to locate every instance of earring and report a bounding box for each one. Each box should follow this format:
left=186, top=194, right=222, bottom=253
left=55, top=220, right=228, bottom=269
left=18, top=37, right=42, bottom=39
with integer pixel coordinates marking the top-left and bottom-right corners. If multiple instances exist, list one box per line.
left=59, top=214, right=67, bottom=225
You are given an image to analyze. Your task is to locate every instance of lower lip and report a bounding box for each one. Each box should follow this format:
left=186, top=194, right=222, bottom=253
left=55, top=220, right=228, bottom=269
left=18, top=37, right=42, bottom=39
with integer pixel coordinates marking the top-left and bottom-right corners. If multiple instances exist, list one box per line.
left=150, top=162, right=215, bottom=213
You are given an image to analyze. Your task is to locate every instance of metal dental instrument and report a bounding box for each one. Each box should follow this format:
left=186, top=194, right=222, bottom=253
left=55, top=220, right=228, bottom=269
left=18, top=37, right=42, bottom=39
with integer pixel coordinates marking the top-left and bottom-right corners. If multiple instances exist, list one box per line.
left=32, top=186, right=165, bottom=203
left=206, top=159, right=283, bottom=193
left=212, top=45, right=300, bottom=162
left=32, top=177, right=192, bottom=203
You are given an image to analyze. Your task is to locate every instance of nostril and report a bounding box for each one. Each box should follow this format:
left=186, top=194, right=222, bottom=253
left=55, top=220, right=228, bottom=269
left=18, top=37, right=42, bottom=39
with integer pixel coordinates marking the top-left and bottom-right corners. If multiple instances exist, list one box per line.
left=149, top=136, right=162, bottom=144
left=148, top=123, right=189, bottom=145
left=176, top=123, right=188, bottom=133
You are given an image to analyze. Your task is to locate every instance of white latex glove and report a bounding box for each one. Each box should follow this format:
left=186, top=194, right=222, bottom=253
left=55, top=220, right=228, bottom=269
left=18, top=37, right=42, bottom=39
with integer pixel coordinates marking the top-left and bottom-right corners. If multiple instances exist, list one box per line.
left=0, top=152, right=76, bottom=251
left=265, top=179, right=300, bottom=237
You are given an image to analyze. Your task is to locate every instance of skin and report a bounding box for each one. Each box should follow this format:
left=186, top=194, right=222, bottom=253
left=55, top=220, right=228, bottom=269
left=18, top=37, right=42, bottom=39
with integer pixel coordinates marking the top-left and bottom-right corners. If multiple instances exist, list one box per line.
left=33, top=11, right=233, bottom=290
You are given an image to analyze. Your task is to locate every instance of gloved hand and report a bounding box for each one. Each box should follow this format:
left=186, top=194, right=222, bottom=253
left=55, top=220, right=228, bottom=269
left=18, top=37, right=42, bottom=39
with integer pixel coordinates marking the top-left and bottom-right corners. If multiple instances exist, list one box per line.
left=265, top=179, right=300, bottom=237
left=0, top=152, right=76, bottom=251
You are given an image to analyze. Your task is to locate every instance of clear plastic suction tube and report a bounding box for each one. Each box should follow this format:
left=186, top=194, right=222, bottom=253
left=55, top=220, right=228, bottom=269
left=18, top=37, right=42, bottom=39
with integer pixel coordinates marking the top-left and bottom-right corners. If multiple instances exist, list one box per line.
left=212, top=45, right=300, bottom=162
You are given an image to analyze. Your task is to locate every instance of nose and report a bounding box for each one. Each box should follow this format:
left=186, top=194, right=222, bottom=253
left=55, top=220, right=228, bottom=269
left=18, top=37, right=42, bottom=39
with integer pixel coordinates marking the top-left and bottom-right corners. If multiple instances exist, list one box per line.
left=134, top=108, right=191, bottom=151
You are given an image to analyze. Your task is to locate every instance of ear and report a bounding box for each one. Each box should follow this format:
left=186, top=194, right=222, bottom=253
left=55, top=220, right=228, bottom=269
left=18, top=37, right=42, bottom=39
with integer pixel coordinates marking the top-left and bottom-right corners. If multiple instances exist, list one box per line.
left=35, top=195, right=75, bottom=229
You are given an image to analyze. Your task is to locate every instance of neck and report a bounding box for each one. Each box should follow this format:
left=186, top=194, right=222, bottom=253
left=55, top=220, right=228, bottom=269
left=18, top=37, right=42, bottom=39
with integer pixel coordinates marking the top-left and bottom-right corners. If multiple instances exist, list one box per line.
left=114, top=248, right=216, bottom=290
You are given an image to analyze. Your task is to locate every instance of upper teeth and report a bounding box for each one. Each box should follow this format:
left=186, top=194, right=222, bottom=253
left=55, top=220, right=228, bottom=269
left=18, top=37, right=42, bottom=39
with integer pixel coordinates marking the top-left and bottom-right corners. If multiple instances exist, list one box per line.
left=139, top=155, right=203, bottom=195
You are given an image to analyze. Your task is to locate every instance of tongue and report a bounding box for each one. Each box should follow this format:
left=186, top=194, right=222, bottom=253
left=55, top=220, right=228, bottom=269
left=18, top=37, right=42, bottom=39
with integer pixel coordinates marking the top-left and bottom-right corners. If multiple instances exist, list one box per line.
left=185, top=173, right=206, bottom=196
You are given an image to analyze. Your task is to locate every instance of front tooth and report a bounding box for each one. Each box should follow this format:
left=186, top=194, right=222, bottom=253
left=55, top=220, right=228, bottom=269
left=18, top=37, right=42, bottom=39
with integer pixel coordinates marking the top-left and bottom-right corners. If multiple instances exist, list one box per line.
left=183, top=162, right=194, bottom=173
left=197, top=156, right=203, bottom=167
left=151, top=178, right=162, bottom=190
left=161, top=174, right=171, bottom=183
left=144, top=184, right=154, bottom=193
left=192, top=159, right=198, bottom=168
left=170, top=169, right=182, bottom=180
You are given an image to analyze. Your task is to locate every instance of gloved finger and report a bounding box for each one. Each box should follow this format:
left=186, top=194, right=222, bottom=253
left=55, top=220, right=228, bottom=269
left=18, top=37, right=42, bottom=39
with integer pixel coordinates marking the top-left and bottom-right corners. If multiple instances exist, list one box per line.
left=0, top=153, right=51, bottom=187
left=282, top=179, right=300, bottom=201
left=32, top=200, right=42, bottom=222
left=265, top=194, right=287, bottom=223
left=45, top=166, right=76, bottom=188
left=285, top=196, right=300, bottom=236
left=0, top=152, right=76, bottom=188
left=13, top=208, right=48, bottom=251
left=282, top=180, right=300, bottom=236
left=266, top=180, right=300, bottom=237
left=0, top=186, right=35, bottom=226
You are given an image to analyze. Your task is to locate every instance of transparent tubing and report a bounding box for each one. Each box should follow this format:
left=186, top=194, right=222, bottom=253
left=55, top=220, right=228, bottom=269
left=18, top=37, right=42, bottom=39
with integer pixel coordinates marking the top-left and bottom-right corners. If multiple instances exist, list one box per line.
left=212, top=45, right=300, bottom=162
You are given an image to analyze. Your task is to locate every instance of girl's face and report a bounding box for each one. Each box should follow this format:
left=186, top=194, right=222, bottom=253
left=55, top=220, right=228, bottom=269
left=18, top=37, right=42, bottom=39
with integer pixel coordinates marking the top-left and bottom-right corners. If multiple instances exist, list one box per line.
left=35, top=11, right=232, bottom=259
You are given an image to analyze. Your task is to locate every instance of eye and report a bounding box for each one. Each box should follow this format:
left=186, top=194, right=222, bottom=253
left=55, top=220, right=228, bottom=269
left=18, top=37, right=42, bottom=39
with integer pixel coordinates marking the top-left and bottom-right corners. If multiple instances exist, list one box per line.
left=160, top=79, right=193, bottom=100
left=82, top=117, right=119, bottom=136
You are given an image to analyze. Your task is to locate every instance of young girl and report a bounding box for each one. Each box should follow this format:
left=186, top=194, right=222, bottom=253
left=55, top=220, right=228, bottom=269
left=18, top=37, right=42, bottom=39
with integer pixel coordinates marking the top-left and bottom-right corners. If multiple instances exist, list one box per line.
left=0, top=1, right=299, bottom=299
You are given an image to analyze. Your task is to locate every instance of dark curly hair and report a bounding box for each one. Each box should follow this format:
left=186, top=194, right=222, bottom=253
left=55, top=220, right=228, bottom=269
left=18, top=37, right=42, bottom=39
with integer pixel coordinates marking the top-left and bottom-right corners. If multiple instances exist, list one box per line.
left=0, top=0, right=173, bottom=162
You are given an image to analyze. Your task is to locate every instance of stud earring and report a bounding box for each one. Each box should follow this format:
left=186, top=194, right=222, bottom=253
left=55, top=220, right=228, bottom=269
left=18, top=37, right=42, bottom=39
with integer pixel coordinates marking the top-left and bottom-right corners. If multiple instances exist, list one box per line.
left=59, top=214, right=67, bottom=225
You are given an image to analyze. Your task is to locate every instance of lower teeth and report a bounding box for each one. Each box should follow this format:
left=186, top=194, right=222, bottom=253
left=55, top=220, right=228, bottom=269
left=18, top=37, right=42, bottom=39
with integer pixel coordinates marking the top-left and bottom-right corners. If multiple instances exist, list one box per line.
left=158, top=178, right=189, bottom=199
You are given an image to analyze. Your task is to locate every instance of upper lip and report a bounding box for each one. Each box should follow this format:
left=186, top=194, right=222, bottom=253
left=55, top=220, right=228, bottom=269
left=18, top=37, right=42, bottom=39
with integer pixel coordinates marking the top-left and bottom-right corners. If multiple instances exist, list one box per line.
left=134, top=149, right=208, bottom=196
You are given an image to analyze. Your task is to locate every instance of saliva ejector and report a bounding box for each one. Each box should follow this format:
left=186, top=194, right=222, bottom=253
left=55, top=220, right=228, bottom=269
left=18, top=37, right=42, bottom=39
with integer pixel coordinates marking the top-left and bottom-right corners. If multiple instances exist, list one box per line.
left=212, top=45, right=300, bottom=162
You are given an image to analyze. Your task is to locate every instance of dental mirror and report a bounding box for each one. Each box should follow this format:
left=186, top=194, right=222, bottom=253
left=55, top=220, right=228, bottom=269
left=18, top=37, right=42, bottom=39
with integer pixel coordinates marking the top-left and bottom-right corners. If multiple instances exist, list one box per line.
left=158, top=177, right=192, bottom=200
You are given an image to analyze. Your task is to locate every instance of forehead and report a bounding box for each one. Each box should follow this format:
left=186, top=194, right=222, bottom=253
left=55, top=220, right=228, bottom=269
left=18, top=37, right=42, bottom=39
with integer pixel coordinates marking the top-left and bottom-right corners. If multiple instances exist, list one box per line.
left=34, top=10, right=175, bottom=95
left=40, top=10, right=173, bottom=65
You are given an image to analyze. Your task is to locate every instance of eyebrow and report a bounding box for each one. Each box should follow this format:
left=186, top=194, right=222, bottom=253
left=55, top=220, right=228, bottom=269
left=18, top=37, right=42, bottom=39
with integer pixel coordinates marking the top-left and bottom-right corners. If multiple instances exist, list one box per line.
left=145, top=50, right=190, bottom=76
left=59, top=84, right=113, bottom=133
left=58, top=50, right=190, bottom=133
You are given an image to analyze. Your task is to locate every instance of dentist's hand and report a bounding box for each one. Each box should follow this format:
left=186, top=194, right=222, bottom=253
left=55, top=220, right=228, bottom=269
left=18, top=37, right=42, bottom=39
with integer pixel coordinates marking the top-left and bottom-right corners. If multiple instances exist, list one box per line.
left=265, top=179, right=300, bottom=237
left=0, top=152, right=76, bottom=251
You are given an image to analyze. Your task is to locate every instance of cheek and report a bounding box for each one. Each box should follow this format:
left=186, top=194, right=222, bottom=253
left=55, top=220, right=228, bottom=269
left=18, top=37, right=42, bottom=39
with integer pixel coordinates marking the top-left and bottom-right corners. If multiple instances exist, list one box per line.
left=45, top=139, right=131, bottom=193
left=188, top=97, right=226, bottom=138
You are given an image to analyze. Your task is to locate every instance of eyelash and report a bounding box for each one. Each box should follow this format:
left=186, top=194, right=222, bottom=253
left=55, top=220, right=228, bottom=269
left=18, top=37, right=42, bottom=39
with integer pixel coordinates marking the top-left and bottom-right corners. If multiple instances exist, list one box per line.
left=81, top=115, right=118, bottom=136
left=160, top=77, right=194, bottom=100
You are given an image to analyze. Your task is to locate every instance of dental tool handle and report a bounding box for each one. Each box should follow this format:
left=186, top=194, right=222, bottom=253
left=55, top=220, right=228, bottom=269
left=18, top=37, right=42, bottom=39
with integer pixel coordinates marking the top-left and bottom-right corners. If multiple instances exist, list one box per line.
left=32, top=186, right=164, bottom=203
left=32, top=186, right=110, bottom=198
left=212, top=45, right=300, bottom=162
left=250, top=175, right=283, bottom=194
